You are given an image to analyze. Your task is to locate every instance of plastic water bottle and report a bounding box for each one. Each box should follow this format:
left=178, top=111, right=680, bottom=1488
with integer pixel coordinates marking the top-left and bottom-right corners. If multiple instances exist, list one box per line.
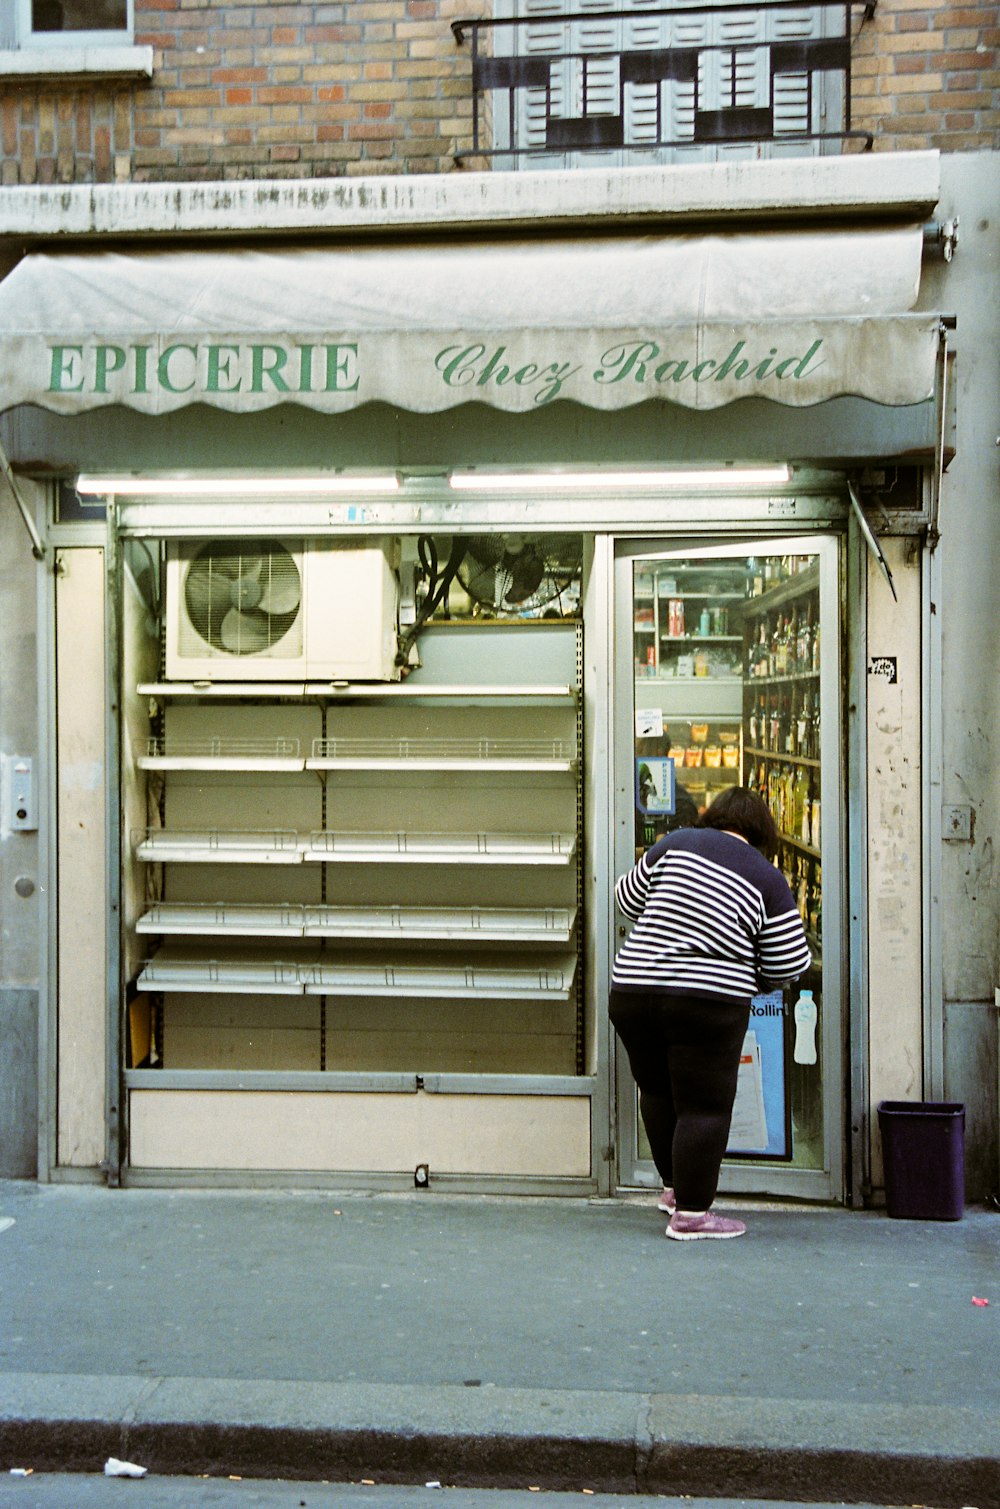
left=793, top=989, right=818, bottom=1065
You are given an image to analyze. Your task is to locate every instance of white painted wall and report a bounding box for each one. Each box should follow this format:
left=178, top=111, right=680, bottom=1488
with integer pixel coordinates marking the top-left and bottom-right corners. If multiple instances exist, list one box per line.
left=917, top=152, right=1000, bottom=1196
left=0, top=473, right=42, bottom=1176
left=55, top=546, right=107, bottom=1169
left=866, top=539, right=923, bottom=1189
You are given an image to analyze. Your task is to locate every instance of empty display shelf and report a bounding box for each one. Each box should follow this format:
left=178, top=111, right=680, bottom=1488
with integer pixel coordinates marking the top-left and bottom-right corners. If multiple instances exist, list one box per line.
left=137, top=953, right=577, bottom=1001
left=139, top=682, right=577, bottom=703
left=138, top=903, right=308, bottom=937
left=303, top=904, right=575, bottom=943
left=137, top=737, right=305, bottom=771
left=306, top=736, right=576, bottom=771
left=136, top=830, right=577, bottom=866
left=303, top=956, right=578, bottom=1001
left=136, top=902, right=576, bottom=944
left=303, top=831, right=577, bottom=865
left=138, top=957, right=304, bottom=994
left=136, top=829, right=304, bottom=864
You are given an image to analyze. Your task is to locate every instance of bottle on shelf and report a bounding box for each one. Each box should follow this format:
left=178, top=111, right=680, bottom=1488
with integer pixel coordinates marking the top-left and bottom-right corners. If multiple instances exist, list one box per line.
left=785, top=764, right=797, bottom=837
left=768, top=694, right=781, bottom=753
left=782, top=692, right=796, bottom=755
left=798, top=606, right=813, bottom=673
left=797, top=691, right=811, bottom=759
left=810, top=794, right=822, bottom=850
left=749, top=694, right=764, bottom=750
left=778, top=618, right=796, bottom=679
left=796, top=854, right=809, bottom=920
left=808, top=862, right=822, bottom=936
left=794, top=766, right=810, bottom=842
left=749, top=622, right=768, bottom=677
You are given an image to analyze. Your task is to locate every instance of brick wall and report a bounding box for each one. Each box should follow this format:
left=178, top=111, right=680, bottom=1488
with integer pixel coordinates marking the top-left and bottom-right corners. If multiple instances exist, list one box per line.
left=1, top=0, right=473, bottom=184
left=0, top=0, right=996, bottom=186
left=855, top=0, right=999, bottom=150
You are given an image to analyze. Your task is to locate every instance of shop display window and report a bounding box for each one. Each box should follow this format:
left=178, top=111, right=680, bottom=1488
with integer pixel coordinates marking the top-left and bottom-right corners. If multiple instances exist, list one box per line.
left=124, top=533, right=585, bottom=1083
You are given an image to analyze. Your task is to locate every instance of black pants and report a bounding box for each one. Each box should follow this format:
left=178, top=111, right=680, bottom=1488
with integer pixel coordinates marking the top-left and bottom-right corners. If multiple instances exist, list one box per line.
left=609, top=988, right=751, bottom=1212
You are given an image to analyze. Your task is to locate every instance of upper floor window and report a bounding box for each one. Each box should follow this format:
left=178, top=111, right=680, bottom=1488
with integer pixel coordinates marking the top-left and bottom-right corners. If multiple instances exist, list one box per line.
left=454, top=0, right=871, bottom=169
left=21, top=0, right=131, bottom=44
left=0, top=0, right=150, bottom=77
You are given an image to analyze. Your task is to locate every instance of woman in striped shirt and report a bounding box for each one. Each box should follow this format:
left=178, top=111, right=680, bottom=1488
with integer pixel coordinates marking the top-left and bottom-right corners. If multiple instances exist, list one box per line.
left=611, top=786, right=812, bottom=1241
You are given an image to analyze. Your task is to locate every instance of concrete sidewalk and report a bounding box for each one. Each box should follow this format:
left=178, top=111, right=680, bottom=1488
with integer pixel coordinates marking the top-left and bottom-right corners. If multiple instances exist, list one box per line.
left=0, top=1182, right=996, bottom=1504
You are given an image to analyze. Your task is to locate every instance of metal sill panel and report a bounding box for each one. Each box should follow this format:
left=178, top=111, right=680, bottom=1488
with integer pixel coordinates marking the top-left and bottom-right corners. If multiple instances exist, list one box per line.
left=124, top=1069, right=596, bottom=1093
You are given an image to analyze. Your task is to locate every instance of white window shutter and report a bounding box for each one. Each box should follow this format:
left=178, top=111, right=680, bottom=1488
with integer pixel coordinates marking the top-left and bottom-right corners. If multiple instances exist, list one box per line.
left=511, top=0, right=832, bottom=165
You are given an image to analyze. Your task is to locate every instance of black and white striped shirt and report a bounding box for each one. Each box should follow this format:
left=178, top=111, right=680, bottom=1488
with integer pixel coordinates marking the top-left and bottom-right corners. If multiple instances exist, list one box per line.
left=613, top=828, right=811, bottom=1004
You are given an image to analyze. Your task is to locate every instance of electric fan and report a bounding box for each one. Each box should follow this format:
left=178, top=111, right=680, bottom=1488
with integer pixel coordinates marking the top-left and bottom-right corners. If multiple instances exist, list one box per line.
left=457, top=534, right=582, bottom=616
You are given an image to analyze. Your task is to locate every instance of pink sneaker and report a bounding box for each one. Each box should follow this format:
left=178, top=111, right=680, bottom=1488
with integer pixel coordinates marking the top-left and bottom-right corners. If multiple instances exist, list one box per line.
left=657, top=1186, right=676, bottom=1213
left=666, top=1210, right=747, bottom=1241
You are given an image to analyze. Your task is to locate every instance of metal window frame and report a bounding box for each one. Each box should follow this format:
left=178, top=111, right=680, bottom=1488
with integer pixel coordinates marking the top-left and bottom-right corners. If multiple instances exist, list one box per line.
left=15, top=0, right=132, bottom=46
left=453, top=0, right=875, bottom=163
left=611, top=524, right=848, bottom=1204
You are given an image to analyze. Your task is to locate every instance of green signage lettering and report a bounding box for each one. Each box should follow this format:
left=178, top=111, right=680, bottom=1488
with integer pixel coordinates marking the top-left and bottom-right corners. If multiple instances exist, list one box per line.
left=250, top=345, right=290, bottom=393
left=157, top=344, right=198, bottom=394
left=48, top=345, right=85, bottom=393
left=324, top=344, right=359, bottom=393
left=436, top=344, right=582, bottom=405
left=132, top=346, right=151, bottom=394
left=93, top=345, right=126, bottom=394
left=206, top=345, right=242, bottom=394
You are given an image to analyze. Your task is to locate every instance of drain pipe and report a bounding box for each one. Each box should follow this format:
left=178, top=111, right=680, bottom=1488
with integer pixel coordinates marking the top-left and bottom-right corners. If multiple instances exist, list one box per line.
left=926, top=320, right=953, bottom=553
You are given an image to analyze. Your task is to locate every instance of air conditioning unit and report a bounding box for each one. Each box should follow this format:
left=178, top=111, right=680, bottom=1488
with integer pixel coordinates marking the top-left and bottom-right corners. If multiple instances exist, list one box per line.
left=164, top=538, right=399, bottom=681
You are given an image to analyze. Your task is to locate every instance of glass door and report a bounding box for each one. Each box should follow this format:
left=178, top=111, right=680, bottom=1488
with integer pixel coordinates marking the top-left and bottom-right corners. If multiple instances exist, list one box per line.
left=613, top=536, right=844, bottom=1203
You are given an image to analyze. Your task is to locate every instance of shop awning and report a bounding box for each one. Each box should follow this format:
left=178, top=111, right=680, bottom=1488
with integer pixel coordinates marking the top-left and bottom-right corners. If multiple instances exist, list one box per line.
left=0, top=229, right=942, bottom=417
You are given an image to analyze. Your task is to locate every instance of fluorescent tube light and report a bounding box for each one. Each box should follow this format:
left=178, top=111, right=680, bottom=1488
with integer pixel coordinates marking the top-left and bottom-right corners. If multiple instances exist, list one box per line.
left=449, top=467, right=790, bottom=491
left=75, top=474, right=400, bottom=497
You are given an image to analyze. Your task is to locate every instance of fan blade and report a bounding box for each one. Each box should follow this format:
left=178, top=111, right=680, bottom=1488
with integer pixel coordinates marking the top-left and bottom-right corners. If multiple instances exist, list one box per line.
left=216, top=551, right=264, bottom=582
left=257, top=572, right=301, bottom=616
left=186, top=565, right=237, bottom=621
left=504, top=554, right=544, bottom=604
left=219, top=607, right=271, bottom=654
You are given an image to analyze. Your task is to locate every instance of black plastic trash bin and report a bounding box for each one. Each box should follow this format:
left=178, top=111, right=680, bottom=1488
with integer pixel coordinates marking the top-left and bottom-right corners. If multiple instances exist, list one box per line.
left=877, top=1101, right=966, bottom=1220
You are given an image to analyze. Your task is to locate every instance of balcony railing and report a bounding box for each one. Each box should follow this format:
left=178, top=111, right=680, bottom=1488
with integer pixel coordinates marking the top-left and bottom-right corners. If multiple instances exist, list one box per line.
left=452, top=2, right=875, bottom=163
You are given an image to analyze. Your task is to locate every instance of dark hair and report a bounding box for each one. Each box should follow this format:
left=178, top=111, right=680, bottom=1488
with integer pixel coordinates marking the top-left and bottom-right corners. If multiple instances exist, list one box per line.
left=698, top=785, right=778, bottom=858
left=665, top=786, right=700, bottom=832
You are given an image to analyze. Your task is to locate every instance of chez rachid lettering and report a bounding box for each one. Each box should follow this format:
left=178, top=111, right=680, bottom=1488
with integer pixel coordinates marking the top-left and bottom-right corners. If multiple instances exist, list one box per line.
left=46, top=334, right=826, bottom=403
left=436, top=338, right=826, bottom=403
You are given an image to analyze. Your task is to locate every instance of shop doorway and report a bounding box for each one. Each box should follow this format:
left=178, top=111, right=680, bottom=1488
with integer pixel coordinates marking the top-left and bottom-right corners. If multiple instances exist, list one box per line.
left=613, top=536, right=845, bottom=1203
